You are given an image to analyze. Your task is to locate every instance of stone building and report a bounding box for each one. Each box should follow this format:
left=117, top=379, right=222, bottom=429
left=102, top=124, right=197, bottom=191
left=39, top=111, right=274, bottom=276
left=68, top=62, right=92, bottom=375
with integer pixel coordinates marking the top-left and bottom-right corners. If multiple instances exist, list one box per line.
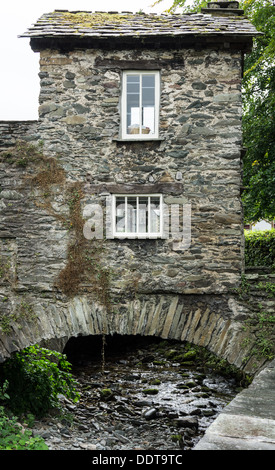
left=0, top=3, right=264, bottom=371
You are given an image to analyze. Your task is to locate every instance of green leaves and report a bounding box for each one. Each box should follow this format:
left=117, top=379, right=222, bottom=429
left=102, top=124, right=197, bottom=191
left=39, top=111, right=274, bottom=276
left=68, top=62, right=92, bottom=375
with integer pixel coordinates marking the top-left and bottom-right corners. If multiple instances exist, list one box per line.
left=154, top=0, right=275, bottom=223
left=0, top=407, right=48, bottom=450
left=242, top=0, right=275, bottom=222
left=245, top=229, right=275, bottom=268
left=0, top=345, right=80, bottom=418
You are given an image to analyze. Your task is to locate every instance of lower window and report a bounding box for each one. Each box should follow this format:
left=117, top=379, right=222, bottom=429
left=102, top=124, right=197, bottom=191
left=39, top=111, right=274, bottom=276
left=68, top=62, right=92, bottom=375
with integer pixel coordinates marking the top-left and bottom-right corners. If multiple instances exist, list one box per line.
left=113, top=194, right=163, bottom=238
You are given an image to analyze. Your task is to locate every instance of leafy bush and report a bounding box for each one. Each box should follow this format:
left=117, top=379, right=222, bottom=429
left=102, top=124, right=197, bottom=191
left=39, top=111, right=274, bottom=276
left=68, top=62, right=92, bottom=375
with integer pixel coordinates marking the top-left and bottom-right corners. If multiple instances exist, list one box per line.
left=245, top=229, right=275, bottom=268
left=0, top=345, right=80, bottom=418
left=0, top=407, right=48, bottom=450
left=0, top=380, right=48, bottom=450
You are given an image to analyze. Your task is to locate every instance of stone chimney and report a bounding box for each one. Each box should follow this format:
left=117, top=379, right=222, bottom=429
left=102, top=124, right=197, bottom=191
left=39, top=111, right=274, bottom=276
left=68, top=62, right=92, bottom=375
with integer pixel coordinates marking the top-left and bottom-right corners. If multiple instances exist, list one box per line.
left=201, top=1, right=244, bottom=16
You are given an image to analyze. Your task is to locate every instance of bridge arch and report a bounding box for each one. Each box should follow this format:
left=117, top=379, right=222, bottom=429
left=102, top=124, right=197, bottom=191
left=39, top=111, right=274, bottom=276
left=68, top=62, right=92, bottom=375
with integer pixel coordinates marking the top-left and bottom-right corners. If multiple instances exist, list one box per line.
left=0, top=292, right=261, bottom=374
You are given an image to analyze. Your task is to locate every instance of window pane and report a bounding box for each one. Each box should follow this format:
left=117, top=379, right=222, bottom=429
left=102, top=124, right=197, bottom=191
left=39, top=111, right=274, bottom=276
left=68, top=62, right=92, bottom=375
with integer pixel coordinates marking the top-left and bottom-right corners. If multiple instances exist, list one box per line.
left=127, top=75, right=140, bottom=135
left=127, top=75, right=140, bottom=84
left=138, top=197, right=148, bottom=233
left=116, top=197, right=126, bottom=233
left=127, top=197, right=137, bottom=233
left=150, top=196, right=161, bottom=233
left=142, top=74, right=155, bottom=135
left=142, top=74, right=155, bottom=88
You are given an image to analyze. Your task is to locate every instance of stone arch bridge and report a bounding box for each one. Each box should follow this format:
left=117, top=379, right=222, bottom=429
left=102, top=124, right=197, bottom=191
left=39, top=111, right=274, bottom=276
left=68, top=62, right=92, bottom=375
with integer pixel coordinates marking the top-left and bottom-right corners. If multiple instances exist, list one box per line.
left=1, top=275, right=273, bottom=375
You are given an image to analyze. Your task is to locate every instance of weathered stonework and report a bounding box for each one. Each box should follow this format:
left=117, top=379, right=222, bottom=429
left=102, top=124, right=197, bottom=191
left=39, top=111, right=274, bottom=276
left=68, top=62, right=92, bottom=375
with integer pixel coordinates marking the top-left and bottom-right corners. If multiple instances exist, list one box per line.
left=0, top=9, right=265, bottom=371
left=37, top=47, right=245, bottom=293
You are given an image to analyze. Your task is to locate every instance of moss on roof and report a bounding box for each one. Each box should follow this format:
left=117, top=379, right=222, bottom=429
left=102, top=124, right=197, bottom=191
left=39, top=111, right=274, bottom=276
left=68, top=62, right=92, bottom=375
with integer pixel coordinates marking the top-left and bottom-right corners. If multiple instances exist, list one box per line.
left=20, top=10, right=261, bottom=40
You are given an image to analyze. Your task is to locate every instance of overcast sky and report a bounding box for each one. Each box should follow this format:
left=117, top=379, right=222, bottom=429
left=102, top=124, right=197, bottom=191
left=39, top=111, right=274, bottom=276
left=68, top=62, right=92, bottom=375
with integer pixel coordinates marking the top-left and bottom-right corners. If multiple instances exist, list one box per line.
left=0, top=0, right=173, bottom=120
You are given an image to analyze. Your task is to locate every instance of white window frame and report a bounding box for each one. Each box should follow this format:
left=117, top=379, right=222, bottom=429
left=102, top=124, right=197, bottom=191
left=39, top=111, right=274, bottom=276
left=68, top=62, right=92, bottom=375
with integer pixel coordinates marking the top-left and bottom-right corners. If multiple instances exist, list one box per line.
left=112, top=194, right=163, bottom=239
left=121, top=71, right=160, bottom=140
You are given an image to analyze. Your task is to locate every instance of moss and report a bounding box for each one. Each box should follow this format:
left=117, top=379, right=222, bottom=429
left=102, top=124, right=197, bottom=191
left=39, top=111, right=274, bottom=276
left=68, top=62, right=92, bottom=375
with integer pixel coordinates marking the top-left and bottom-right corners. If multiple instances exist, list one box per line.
left=142, top=388, right=159, bottom=395
left=57, top=12, right=134, bottom=30
left=149, top=378, right=161, bottom=385
left=99, top=388, right=113, bottom=400
left=182, top=350, right=198, bottom=361
left=0, top=140, right=66, bottom=190
left=171, top=434, right=183, bottom=443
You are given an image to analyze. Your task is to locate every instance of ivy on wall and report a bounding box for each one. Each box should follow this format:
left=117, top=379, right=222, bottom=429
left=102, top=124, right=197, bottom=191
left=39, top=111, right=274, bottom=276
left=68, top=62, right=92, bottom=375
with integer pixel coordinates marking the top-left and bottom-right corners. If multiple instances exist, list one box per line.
left=0, top=140, right=111, bottom=310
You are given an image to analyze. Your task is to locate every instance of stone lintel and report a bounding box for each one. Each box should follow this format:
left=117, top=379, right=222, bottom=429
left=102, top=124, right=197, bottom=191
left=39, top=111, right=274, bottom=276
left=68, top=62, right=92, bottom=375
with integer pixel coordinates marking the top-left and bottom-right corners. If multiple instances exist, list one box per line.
left=84, top=182, right=183, bottom=196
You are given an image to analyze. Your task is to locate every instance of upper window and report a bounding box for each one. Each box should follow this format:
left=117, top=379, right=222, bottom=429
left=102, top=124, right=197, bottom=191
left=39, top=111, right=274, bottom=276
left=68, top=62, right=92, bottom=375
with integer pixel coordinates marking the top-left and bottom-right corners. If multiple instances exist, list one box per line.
left=121, top=71, right=160, bottom=140
left=112, top=194, right=163, bottom=238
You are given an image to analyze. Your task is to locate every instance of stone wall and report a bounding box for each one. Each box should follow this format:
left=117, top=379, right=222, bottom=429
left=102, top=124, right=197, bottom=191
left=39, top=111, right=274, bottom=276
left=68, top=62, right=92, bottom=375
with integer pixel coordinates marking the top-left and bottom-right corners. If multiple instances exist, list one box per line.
left=38, top=47, right=244, bottom=293
left=0, top=45, right=250, bottom=367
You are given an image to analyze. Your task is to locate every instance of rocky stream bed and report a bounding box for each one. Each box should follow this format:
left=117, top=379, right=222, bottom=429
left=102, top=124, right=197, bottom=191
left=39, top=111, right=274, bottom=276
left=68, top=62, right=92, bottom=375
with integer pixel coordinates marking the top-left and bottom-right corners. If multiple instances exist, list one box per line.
left=31, top=336, right=243, bottom=451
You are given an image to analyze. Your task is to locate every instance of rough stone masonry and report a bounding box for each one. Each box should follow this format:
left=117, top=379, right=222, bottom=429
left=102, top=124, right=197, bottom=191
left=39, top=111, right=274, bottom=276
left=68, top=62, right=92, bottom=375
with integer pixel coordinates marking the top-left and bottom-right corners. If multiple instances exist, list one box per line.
left=0, top=7, right=267, bottom=373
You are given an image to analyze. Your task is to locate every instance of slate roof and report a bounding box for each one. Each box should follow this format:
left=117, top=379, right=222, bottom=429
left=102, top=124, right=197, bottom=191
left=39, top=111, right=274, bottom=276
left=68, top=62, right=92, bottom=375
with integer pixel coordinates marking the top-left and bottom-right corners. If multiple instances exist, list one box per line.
left=20, top=10, right=260, bottom=40
left=20, top=9, right=261, bottom=53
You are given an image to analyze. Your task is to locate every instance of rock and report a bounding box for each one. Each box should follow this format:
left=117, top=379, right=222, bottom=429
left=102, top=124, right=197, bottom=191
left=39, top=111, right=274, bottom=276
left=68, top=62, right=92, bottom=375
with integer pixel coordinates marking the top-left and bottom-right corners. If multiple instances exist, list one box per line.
left=133, top=400, right=153, bottom=408
left=38, top=103, right=58, bottom=115
left=174, top=416, right=199, bottom=429
left=190, top=408, right=202, bottom=416
left=192, top=82, right=207, bottom=90
left=149, top=379, right=161, bottom=385
left=143, top=408, right=158, bottom=420
left=64, top=115, right=86, bottom=125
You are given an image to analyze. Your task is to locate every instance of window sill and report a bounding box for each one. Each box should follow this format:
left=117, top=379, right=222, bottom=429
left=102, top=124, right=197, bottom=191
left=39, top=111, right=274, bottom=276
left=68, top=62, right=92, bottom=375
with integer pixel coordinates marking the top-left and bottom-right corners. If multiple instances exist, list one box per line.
left=113, top=235, right=163, bottom=239
left=113, top=137, right=165, bottom=143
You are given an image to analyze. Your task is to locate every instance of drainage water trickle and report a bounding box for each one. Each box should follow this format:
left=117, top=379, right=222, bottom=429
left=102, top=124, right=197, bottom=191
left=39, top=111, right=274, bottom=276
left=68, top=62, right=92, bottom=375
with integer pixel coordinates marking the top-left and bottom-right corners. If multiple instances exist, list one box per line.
left=32, top=335, right=242, bottom=450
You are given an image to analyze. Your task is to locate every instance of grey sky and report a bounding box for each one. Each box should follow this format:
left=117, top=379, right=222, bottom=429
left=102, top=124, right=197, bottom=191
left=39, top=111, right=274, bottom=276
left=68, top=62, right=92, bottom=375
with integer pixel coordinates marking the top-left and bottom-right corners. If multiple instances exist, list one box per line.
left=0, top=0, right=172, bottom=120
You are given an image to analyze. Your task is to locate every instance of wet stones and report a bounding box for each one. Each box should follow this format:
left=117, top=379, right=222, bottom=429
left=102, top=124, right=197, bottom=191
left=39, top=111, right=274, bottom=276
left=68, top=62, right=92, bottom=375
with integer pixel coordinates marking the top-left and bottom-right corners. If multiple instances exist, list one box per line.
left=30, top=339, right=240, bottom=451
left=174, top=416, right=199, bottom=429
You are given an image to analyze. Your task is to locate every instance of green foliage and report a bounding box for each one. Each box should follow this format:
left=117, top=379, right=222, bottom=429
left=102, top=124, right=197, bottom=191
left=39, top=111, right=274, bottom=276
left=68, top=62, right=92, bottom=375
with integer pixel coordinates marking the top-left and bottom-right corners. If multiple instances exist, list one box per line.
left=243, top=309, right=275, bottom=362
left=154, top=0, right=275, bottom=222
left=153, top=0, right=207, bottom=12
left=244, top=229, right=275, bottom=268
left=0, top=407, right=48, bottom=450
left=0, top=345, right=80, bottom=418
left=242, top=0, right=275, bottom=222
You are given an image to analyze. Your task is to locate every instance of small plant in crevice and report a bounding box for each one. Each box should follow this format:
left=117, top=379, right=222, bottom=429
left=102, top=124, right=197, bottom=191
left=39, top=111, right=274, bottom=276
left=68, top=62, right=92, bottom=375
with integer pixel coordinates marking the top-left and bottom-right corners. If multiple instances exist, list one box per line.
left=0, top=299, right=37, bottom=336
left=233, top=274, right=251, bottom=299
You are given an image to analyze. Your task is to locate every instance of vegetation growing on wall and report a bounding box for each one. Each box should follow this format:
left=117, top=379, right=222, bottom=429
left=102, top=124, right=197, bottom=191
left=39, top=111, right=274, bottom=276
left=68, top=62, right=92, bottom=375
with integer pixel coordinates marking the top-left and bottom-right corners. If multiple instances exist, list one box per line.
left=234, top=270, right=275, bottom=365
left=0, top=140, right=111, bottom=309
left=0, top=299, right=37, bottom=336
left=242, top=309, right=275, bottom=364
left=0, top=140, right=65, bottom=187
left=245, top=229, right=275, bottom=269
left=56, top=182, right=111, bottom=308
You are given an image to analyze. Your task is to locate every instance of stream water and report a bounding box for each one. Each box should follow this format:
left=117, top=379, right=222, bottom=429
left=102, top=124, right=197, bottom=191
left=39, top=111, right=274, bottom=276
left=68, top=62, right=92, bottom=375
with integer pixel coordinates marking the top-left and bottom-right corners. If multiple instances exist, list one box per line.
left=32, top=335, right=239, bottom=451
left=31, top=336, right=241, bottom=451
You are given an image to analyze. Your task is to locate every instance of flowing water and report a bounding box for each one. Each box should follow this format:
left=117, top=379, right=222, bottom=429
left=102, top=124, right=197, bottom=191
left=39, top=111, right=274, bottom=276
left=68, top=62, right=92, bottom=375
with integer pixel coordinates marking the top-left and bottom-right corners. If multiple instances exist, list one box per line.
left=43, top=335, right=240, bottom=451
